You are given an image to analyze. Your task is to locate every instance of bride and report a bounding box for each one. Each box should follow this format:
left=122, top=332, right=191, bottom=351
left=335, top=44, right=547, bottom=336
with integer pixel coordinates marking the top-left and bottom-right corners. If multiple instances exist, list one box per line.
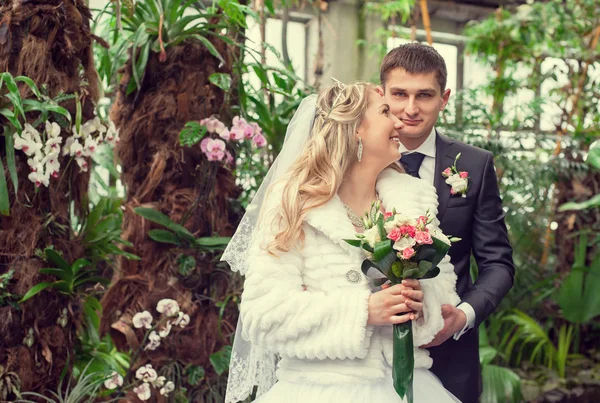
left=222, top=81, right=461, bottom=402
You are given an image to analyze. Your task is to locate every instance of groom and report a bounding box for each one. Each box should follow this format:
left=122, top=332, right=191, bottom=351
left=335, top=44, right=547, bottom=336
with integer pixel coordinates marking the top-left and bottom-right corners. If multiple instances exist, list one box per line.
left=379, top=43, right=515, bottom=402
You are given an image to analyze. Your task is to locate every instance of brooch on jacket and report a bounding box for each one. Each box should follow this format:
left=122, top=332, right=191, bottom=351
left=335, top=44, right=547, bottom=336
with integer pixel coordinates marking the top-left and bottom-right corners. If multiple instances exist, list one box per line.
left=442, top=153, right=469, bottom=197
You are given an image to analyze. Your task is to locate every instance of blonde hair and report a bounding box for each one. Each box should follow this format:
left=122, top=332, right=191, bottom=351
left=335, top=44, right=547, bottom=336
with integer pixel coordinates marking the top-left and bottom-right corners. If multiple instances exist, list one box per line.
left=267, top=82, right=402, bottom=254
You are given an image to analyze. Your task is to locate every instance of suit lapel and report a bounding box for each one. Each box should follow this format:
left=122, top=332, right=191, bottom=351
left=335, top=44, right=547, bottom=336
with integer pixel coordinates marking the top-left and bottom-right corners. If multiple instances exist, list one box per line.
left=434, top=131, right=458, bottom=223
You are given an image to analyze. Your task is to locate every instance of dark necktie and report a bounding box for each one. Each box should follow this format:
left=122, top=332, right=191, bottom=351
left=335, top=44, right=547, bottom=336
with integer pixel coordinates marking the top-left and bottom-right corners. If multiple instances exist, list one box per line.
left=400, top=152, right=425, bottom=178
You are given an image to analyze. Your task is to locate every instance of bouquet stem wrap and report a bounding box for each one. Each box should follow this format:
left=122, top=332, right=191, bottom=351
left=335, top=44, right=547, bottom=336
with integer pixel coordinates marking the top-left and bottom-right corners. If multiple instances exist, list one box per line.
left=393, top=320, right=414, bottom=402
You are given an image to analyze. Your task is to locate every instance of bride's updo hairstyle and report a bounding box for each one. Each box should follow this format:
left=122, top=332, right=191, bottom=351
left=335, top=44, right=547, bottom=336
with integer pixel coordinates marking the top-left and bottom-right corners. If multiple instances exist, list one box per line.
left=266, top=81, right=401, bottom=254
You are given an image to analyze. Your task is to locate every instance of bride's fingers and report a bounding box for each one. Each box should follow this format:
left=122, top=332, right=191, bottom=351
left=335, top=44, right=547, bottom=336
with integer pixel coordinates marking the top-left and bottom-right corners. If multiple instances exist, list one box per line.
left=385, top=284, right=411, bottom=295
left=402, top=289, right=424, bottom=302
left=402, top=279, right=421, bottom=290
left=390, top=303, right=412, bottom=315
left=405, top=299, right=423, bottom=313
left=390, top=313, right=413, bottom=324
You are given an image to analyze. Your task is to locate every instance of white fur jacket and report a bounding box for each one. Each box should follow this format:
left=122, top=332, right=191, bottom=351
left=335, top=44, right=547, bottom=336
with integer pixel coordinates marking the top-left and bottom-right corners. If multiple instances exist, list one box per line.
left=240, top=169, right=460, bottom=385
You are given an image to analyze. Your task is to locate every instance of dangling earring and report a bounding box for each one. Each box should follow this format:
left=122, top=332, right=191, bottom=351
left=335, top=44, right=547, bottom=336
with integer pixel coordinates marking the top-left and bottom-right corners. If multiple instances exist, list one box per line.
left=357, top=138, right=363, bottom=162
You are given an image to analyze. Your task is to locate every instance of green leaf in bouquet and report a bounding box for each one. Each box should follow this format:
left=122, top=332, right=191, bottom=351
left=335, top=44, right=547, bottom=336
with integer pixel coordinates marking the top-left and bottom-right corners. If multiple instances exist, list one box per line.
left=360, top=260, right=392, bottom=287
left=344, top=239, right=362, bottom=247
left=414, top=260, right=433, bottom=278
left=391, top=261, right=403, bottom=278
left=401, top=262, right=420, bottom=279
left=373, top=239, right=392, bottom=261
left=420, top=266, right=440, bottom=280
left=376, top=214, right=387, bottom=240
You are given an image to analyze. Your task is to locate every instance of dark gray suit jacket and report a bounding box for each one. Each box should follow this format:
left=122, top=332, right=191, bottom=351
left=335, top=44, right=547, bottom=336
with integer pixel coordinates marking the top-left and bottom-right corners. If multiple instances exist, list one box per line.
left=428, top=131, right=515, bottom=403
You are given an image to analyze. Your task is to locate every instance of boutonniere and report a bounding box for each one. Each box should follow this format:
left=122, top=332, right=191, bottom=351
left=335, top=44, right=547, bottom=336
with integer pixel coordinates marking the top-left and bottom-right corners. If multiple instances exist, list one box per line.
left=442, top=153, right=469, bottom=197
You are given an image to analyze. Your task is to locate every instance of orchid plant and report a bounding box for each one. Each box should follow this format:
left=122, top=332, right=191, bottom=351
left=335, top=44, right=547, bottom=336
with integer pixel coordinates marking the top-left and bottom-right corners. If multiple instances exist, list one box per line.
left=180, top=115, right=267, bottom=164
left=102, top=298, right=190, bottom=401
left=12, top=117, right=119, bottom=188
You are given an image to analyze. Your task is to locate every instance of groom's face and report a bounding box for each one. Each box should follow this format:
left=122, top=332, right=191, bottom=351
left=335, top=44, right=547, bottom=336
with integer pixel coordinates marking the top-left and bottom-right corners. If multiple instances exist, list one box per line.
left=382, top=68, right=450, bottom=145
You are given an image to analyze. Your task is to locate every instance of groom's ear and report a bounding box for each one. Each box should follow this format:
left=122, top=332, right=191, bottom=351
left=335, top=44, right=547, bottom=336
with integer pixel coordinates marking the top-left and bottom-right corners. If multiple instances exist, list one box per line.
left=440, top=88, right=451, bottom=110
left=375, top=86, right=384, bottom=96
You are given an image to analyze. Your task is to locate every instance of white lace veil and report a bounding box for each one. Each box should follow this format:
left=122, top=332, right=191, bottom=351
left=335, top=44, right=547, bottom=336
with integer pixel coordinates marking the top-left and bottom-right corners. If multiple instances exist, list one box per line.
left=221, top=94, right=318, bottom=403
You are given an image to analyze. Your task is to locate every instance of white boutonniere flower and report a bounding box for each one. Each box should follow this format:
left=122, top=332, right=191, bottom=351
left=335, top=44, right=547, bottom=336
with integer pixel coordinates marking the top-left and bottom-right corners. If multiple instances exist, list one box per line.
left=442, top=153, right=469, bottom=198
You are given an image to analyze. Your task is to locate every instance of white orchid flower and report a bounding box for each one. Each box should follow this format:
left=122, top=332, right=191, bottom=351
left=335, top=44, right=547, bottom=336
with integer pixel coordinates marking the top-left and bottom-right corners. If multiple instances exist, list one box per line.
left=158, top=321, right=172, bottom=338
left=104, top=120, right=120, bottom=146
left=133, top=383, right=152, bottom=401
left=69, top=139, right=84, bottom=157
left=75, top=157, right=88, bottom=172
left=82, top=117, right=106, bottom=137
left=45, top=121, right=61, bottom=138
left=63, top=136, right=75, bottom=156
left=44, top=136, right=62, bottom=156
left=160, top=381, right=175, bottom=396
left=173, top=311, right=190, bottom=328
left=144, top=331, right=161, bottom=351
left=152, top=376, right=166, bottom=388
left=83, top=136, right=98, bottom=157
left=103, top=371, right=123, bottom=390
left=28, top=169, right=49, bottom=188
left=15, top=134, right=42, bottom=157
left=135, top=364, right=158, bottom=383
left=156, top=299, right=179, bottom=317
left=45, top=158, right=60, bottom=178
left=132, top=311, right=153, bottom=329
left=24, top=123, right=41, bottom=143
left=27, top=157, right=41, bottom=171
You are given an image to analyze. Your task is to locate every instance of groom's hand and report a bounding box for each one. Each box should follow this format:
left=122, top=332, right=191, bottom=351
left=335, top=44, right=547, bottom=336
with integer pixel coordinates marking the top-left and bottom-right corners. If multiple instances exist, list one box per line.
left=420, top=304, right=467, bottom=348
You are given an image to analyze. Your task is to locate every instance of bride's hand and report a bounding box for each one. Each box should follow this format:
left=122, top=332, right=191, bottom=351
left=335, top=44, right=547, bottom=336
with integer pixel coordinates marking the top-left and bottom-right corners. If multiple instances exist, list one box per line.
left=367, top=281, right=423, bottom=326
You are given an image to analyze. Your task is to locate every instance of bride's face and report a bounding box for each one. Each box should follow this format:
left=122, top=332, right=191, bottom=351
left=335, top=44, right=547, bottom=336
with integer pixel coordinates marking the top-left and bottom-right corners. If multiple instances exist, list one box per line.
left=356, top=90, right=404, bottom=166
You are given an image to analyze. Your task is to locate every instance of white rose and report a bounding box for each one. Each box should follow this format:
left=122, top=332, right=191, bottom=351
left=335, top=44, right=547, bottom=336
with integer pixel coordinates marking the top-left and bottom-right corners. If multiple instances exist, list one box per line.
left=446, top=174, right=468, bottom=195
left=362, top=226, right=381, bottom=248
left=384, top=212, right=416, bottom=231
left=429, top=227, right=451, bottom=245
left=393, top=236, right=416, bottom=251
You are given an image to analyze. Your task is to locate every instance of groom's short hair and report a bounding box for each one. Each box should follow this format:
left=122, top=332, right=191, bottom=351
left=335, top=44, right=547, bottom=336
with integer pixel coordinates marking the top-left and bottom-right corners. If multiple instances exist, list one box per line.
left=380, top=43, right=447, bottom=92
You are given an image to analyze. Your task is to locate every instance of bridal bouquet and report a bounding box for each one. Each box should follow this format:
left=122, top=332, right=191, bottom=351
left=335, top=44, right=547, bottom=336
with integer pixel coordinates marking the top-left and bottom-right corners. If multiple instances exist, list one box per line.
left=344, top=202, right=459, bottom=403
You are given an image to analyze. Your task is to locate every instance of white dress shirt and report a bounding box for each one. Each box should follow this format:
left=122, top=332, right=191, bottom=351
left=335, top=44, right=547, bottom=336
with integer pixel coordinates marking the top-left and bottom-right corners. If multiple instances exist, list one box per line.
left=398, top=128, right=475, bottom=340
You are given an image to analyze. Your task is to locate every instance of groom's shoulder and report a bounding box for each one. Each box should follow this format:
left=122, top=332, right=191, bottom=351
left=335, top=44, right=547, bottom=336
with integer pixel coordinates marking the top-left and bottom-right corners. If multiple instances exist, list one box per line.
left=438, top=132, right=493, bottom=164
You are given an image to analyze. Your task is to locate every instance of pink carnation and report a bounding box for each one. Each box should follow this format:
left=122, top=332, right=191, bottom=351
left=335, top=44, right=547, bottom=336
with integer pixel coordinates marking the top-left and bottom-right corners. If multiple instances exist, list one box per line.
left=414, top=230, right=433, bottom=245
left=450, top=188, right=456, bottom=195
left=387, top=228, right=403, bottom=242
left=252, top=133, right=267, bottom=148
left=399, top=225, right=416, bottom=238
left=384, top=212, right=393, bottom=219
left=416, top=215, right=428, bottom=228
left=460, top=171, right=468, bottom=178
left=442, top=167, right=452, bottom=177
left=402, top=247, right=415, bottom=260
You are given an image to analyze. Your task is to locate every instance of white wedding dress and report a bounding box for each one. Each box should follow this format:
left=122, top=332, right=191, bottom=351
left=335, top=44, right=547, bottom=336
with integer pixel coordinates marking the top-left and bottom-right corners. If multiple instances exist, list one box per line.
left=235, top=170, right=462, bottom=403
